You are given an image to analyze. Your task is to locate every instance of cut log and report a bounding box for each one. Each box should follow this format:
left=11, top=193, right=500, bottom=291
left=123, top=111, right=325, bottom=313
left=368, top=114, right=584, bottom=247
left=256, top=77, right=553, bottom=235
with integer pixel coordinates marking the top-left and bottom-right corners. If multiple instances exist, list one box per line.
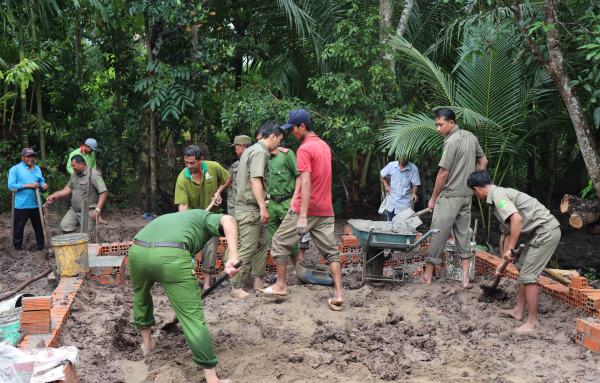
left=561, top=194, right=600, bottom=228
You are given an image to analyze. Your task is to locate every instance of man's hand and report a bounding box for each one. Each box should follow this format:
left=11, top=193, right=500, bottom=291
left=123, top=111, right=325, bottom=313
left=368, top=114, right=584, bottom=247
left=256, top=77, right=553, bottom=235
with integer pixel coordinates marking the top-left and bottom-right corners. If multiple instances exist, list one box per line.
left=224, top=258, right=241, bottom=277
left=503, top=249, right=516, bottom=263
left=41, top=184, right=48, bottom=191
left=297, top=215, right=308, bottom=235
left=26, top=182, right=40, bottom=189
left=494, top=263, right=507, bottom=277
left=385, top=185, right=391, bottom=195
left=428, top=197, right=436, bottom=212
left=91, top=210, right=99, bottom=221
left=411, top=193, right=419, bottom=203
left=212, top=192, right=222, bottom=206
left=260, top=206, right=270, bottom=224
left=47, top=193, right=59, bottom=204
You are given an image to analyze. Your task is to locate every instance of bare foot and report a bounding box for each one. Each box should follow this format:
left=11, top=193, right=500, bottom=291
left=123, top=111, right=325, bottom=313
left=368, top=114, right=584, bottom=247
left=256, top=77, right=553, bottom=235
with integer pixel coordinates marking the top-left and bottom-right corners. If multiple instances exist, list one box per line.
left=515, top=321, right=540, bottom=334
left=501, top=309, right=523, bottom=321
left=418, top=276, right=432, bottom=285
left=253, top=277, right=269, bottom=291
left=99, top=217, right=109, bottom=225
left=141, top=339, right=156, bottom=356
left=230, top=287, right=249, bottom=298
left=462, top=284, right=473, bottom=290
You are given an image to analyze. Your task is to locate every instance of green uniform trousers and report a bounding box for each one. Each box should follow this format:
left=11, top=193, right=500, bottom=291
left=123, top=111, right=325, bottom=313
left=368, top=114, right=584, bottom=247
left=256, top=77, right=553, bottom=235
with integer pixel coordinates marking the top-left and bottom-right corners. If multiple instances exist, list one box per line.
left=60, top=207, right=96, bottom=234
left=128, top=244, right=218, bottom=369
left=268, top=199, right=299, bottom=258
left=425, top=195, right=472, bottom=265
left=230, top=210, right=269, bottom=288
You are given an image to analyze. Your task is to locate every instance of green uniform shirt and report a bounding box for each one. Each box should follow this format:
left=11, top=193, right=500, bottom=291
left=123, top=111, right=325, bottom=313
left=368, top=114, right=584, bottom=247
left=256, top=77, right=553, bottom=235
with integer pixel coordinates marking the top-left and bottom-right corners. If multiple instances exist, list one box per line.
left=267, top=147, right=299, bottom=198
left=66, top=147, right=97, bottom=174
left=438, top=126, right=485, bottom=197
left=133, top=210, right=224, bottom=255
left=68, top=166, right=107, bottom=212
left=235, top=140, right=269, bottom=212
left=227, top=160, right=239, bottom=216
left=487, top=185, right=560, bottom=236
left=174, top=161, right=230, bottom=212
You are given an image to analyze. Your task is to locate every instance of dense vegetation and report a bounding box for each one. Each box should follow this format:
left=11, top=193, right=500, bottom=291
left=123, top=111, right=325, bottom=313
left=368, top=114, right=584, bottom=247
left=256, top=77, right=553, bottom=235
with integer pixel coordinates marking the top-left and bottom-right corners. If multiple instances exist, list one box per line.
left=2, top=0, right=600, bottom=231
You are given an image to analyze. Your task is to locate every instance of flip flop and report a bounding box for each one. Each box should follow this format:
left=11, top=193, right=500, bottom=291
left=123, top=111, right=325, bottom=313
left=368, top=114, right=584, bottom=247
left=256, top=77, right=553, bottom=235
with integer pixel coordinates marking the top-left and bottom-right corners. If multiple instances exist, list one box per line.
left=259, top=286, right=287, bottom=301
left=291, top=273, right=297, bottom=278
left=327, top=298, right=343, bottom=311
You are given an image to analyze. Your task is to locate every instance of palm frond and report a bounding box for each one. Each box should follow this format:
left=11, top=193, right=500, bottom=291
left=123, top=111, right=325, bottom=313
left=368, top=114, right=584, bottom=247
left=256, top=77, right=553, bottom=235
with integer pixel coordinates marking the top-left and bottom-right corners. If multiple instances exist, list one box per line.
left=379, top=113, right=444, bottom=159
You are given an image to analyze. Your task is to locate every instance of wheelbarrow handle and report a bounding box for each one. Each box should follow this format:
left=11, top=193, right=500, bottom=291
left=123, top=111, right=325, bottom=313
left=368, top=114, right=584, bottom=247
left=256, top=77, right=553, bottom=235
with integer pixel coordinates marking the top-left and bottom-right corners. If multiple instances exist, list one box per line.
left=408, top=229, right=440, bottom=251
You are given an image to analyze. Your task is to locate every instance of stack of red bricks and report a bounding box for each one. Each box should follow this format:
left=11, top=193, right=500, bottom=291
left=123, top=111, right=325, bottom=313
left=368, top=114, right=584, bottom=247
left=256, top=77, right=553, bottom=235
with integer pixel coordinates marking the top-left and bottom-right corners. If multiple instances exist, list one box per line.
left=89, top=256, right=126, bottom=285
left=576, top=317, right=600, bottom=355
left=18, top=276, right=85, bottom=349
left=20, top=296, right=52, bottom=335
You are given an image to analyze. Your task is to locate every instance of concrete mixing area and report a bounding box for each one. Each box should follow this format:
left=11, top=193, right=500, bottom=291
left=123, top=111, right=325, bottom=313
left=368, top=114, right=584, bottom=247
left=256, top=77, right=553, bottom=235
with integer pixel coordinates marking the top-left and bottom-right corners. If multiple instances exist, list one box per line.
left=1, top=208, right=600, bottom=382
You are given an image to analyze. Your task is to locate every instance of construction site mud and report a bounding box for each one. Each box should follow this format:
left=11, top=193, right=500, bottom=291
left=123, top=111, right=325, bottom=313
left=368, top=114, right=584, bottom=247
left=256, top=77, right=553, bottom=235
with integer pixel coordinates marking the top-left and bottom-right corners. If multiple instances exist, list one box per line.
left=1, top=209, right=600, bottom=382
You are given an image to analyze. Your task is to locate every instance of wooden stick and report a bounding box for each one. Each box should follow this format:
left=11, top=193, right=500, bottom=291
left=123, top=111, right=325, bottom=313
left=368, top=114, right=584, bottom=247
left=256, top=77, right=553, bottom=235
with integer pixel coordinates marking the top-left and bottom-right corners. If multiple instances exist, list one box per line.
left=473, top=219, right=478, bottom=242
left=10, top=189, right=16, bottom=239
left=35, top=188, right=48, bottom=246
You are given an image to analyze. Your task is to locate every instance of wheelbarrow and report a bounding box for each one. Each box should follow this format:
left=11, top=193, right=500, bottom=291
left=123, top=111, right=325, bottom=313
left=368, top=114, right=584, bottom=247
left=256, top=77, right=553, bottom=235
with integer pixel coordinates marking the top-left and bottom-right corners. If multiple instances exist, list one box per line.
left=348, top=219, right=439, bottom=283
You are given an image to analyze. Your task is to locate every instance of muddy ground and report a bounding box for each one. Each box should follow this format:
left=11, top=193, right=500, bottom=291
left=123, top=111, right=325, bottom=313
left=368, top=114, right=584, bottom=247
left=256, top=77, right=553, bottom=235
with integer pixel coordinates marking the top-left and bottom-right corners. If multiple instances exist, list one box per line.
left=1, top=208, right=600, bottom=382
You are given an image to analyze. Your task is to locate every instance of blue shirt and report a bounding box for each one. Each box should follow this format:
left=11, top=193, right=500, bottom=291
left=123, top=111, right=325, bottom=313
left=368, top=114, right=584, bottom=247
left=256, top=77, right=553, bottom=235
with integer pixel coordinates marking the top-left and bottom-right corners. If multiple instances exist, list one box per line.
left=7, top=162, right=46, bottom=209
left=380, top=161, right=421, bottom=213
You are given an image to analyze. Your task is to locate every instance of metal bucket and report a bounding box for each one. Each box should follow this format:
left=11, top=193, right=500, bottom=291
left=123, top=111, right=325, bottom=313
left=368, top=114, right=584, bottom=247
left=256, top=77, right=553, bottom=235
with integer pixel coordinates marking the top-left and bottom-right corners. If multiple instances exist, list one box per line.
left=51, top=233, right=90, bottom=277
left=444, top=240, right=475, bottom=282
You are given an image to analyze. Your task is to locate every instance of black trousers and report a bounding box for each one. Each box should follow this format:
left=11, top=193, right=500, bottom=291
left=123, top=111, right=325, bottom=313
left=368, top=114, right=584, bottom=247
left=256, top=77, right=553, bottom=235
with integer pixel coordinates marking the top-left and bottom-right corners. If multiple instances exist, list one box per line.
left=13, top=208, right=45, bottom=250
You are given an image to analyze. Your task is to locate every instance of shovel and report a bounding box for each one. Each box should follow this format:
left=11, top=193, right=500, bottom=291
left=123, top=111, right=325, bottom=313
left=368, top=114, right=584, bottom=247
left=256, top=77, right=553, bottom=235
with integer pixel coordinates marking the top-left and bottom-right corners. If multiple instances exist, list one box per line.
left=480, top=244, right=525, bottom=297
left=392, top=207, right=430, bottom=232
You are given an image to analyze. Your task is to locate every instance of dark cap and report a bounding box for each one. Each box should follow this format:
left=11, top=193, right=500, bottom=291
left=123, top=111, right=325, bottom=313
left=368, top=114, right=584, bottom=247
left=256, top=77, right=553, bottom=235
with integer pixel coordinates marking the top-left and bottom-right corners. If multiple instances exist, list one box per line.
left=281, top=109, right=311, bottom=130
left=22, top=148, right=35, bottom=157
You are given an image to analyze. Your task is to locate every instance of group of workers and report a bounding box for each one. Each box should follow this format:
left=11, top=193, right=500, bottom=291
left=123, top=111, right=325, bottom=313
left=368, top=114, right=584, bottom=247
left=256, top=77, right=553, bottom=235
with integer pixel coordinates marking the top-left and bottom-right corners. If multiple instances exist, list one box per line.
left=8, top=138, right=107, bottom=250
left=8, top=108, right=563, bottom=383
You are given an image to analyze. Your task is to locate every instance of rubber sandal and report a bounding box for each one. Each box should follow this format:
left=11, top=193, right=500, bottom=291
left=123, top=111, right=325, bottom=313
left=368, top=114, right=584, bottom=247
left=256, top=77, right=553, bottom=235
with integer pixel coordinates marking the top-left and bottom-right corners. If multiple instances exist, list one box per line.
left=327, top=298, right=343, bottom=311
left=259, top=286, right=287, bottom=301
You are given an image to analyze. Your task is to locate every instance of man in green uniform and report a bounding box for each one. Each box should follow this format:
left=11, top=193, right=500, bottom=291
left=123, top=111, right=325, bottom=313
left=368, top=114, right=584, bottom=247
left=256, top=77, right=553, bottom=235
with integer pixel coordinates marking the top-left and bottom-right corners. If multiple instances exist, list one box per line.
left=468, top=170, right=560, bottom=333
left=419, top=108, right=488, bottom=288
left=66, top=138, right=99, bottom=174
left=230, top=122, right=283, bottom=298
left=129, top=209, right=240, bottom=383
left=47, top=155, right=108, bottom=234
left=227, top=135, right=252, bottom=218
left=175, top=145, right=231, bottom=290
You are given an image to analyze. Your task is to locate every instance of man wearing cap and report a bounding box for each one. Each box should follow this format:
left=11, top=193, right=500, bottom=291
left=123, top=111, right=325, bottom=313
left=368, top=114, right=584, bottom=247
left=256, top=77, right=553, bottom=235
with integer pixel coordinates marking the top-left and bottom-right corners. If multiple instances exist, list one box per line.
left=230, top=122, right=284, bottom=298
left=67, top=138, right=99, bottom=175
left=227, top=135, right=252, bottom=218
left=47, top=154, right=108, bottom=234
left=175, top=145, right=232, bottom=290
left=8, top=148, right=48, bottom=251
left=262, top=110, right=344, bottom=311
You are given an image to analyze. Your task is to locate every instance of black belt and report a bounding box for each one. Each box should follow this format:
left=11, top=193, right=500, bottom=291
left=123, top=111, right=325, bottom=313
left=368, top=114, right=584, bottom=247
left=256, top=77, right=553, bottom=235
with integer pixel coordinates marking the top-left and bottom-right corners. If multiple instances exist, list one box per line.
left=271, top=193, right=294, bottom=202
left=133, top=240, right=189, bottom=251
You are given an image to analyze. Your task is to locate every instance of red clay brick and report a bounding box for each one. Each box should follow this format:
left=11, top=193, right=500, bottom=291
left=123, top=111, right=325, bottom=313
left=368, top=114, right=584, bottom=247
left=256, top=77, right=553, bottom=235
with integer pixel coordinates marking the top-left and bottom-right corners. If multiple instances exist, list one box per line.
left=584, top=336, right=600, bottom=352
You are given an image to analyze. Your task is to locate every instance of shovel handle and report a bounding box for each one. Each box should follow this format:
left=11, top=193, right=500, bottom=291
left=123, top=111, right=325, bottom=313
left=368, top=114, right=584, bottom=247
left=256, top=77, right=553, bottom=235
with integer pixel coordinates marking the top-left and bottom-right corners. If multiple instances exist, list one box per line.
left=490, top=244, right=525, bottom=290
left=412, top=207, right=431, bottom=217
left=201, top=261, right=242, bottom=299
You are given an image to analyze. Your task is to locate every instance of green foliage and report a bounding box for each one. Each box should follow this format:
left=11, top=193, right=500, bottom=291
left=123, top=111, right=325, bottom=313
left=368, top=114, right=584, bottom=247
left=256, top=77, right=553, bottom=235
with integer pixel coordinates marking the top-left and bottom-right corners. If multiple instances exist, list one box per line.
left=584, top=268, right=598, bottom=282
left=580, top=179, right=596, bottom=200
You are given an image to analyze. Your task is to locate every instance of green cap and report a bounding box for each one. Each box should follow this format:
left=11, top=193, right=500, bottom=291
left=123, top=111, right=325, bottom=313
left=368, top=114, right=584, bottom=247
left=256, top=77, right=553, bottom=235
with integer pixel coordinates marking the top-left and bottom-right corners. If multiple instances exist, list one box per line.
left=231, top=135, right=252, bottom=146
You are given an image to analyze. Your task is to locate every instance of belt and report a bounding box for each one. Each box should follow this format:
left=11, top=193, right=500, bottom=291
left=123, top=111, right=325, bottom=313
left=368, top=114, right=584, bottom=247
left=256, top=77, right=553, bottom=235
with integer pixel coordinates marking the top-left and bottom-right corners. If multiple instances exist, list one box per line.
left=133, top=240, right=189, bottom=251
left=271, top=193, right=294, bottom=202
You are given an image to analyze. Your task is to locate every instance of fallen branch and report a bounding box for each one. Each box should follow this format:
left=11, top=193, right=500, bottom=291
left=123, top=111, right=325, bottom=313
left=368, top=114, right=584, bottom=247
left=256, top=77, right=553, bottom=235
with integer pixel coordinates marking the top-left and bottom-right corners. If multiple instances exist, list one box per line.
left=0, top=266, right=52, bottom=302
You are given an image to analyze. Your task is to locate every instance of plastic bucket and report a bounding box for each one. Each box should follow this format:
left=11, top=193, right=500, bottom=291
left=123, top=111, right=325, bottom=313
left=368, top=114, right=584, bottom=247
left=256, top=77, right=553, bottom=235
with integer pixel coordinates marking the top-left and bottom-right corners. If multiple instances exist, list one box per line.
left=51, top=233, right=90, bottom=277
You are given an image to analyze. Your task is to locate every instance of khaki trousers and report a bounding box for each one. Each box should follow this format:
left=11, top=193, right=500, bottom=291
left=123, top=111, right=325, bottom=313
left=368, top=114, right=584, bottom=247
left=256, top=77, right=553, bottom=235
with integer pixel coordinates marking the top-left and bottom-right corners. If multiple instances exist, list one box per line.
left=271, top=210, right=341, bottom=265
left=425, top=196, right=472, bottom=265
left=230, top=210, right=269, bottom=289
left=200, top=237, right=219, bottom=274
left=516, top=226, right=561, bottom=285
left=60, top=207, right=96, bottom=234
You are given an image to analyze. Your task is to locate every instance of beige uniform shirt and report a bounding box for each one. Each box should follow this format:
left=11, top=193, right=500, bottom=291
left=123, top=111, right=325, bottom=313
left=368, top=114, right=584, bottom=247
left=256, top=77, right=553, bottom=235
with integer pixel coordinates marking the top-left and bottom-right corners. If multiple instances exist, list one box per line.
left=68, top=166, right=107, bottom=212
left=438, top=126, right=485, bottom=197
left=487, top=185, right=559, bottom=235
left=227, top=160, right=239, bottom=216
left=235, top=140, right=269, bottom=212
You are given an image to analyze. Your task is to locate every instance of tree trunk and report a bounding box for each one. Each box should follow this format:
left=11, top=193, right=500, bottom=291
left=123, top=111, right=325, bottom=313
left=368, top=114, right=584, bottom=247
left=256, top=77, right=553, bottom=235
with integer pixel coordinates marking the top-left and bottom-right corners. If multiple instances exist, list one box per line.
left=360, top=149, right=372, bottom=188
left=419, top=154, right=431, bottom=207
left=128, top=109, right=151, bottom=210
left=560, top=194, right=600, bottom=228
left=145, top=18, right=158, bottom=214
left=512, top=0, right=600, bottom=204
left=74, top=10, right=83, bottom=85
left=18, top=20, right=28, bottom=147
left=29, top=0, right=45, bottom=166
left=396, top=0, right=414, bottom=37
left=379, top=0, right=394, bottom=70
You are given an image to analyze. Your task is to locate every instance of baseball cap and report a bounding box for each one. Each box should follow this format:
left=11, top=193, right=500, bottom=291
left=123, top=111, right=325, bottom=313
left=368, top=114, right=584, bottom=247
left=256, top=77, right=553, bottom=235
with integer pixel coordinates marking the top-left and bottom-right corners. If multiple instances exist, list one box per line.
left=22, top=148, right=36, bottom=157
left=231, top=135, right=252, bottom=146
left=85, top=138, right=98, bottom=151
left=281, top=109, right=311, bottom=130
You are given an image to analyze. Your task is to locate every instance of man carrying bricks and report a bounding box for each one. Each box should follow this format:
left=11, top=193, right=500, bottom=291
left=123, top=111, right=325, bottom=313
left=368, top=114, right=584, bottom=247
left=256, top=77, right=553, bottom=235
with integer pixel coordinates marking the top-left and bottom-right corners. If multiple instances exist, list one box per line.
left=175, top=144, right=232, bottom=291
left=129, top=209, right=240, bottom=383
left=419, top=108, right=488, bottom=288
left=261, top=110, right=344, bottom=311
left=468, top=170, right=561, bottom=333
left=47, top=154, right=107, bottom=235
left=229, top=122, right=283, bottom=298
